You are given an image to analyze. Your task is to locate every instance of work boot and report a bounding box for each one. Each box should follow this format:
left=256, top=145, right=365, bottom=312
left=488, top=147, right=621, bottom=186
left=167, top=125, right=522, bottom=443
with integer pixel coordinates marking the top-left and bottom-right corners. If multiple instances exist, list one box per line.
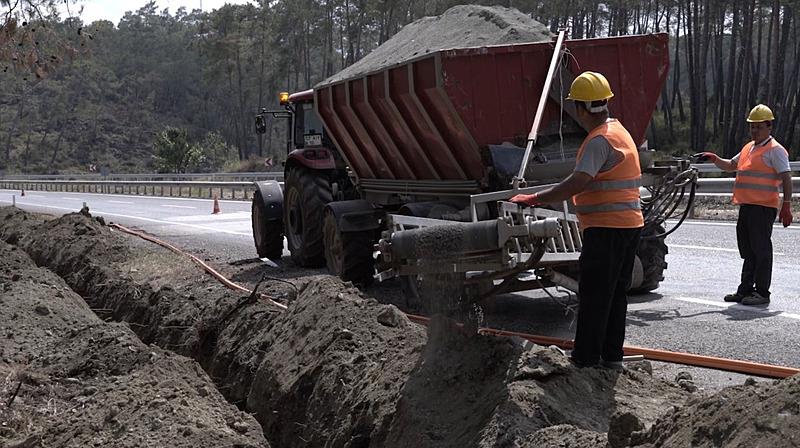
left=600, top=359, right=625, bottom=371
left=741, top=292, right=770, bottom=306
left=569, top=355, right=598, bottom=368
left=723, top=292, right=746, bottom=303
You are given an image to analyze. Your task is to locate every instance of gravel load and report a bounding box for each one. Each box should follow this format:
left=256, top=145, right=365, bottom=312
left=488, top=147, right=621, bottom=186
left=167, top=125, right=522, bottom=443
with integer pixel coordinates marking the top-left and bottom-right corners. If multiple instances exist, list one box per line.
left=321, top=5, right=552, bottom=85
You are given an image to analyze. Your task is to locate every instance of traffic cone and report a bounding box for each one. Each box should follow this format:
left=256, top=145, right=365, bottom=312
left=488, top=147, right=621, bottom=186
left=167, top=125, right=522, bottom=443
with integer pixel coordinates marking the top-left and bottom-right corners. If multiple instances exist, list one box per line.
left=212, top=194, right=221, bottom=214
left=21, top=189, right=25, bottom=197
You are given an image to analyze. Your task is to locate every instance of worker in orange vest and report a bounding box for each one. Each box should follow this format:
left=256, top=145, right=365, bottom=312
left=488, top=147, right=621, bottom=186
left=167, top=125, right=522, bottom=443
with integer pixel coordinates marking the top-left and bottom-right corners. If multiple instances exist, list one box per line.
left=694, top=104, right=793, bottom=306
left=511, top=71, right=643, bottom=369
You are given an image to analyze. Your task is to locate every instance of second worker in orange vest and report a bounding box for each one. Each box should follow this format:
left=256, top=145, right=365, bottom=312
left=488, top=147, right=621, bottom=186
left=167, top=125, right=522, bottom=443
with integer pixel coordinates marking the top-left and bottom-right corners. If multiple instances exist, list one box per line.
left=511, top=71, right=643, bottom=368
left=694, top=104, right=793, bottom=307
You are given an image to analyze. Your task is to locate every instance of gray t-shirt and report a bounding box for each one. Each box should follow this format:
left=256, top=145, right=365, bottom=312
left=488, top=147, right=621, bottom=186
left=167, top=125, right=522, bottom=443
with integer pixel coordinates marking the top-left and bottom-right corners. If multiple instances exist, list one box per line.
left=574, top=135, right=624, bottom=177
left=731, top=136, right=791, bottom=173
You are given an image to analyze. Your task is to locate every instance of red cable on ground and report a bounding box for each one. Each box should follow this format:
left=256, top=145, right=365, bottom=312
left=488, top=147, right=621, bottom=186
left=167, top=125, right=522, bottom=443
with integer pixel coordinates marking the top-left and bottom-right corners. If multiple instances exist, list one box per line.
left=109, top=223, right=287, bottom=310
left=111, top=222, right=797, bottom=379
left=406, top=314, right=800, bottom=379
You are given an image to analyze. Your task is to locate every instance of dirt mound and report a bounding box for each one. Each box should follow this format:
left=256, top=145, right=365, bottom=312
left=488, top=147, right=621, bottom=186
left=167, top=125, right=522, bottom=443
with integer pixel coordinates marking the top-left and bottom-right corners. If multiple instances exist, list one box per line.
left=631, top=375, right=800, bottom=447
left=322, top=5, right=552, bottom=84
left=0, top=239, right=268, bottom=447
left=382, top=318, right=690, bottom=447
left=247, top=276, right=426, bottom=446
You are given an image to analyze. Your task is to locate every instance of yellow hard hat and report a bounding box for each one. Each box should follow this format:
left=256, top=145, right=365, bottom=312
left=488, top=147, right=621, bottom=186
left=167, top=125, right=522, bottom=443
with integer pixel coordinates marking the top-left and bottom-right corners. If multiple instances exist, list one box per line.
left=566, top=71, right=615, bottom=102
left=746, top=104, right=775, bottom=122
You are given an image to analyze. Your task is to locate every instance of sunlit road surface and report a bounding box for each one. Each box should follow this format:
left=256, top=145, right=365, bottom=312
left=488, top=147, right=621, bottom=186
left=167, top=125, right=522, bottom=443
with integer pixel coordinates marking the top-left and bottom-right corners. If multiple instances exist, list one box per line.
left=3, top=188, right=798, bottom=389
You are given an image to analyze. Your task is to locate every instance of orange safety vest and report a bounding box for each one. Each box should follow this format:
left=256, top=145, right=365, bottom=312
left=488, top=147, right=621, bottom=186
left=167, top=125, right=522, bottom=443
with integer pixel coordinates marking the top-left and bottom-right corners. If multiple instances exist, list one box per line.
left=732, top=137, right=786, bottom=209
left=572, top=120, right=644, bottom=229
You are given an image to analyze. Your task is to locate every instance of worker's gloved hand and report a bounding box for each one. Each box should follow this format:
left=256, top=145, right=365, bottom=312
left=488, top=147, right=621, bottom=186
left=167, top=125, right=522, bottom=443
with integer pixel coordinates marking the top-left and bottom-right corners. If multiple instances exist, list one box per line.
left=510, top=193, right=541, bottom=207
left=779, top=202, right=793, bottom=227
left=693, top=152, right=718, bottom=163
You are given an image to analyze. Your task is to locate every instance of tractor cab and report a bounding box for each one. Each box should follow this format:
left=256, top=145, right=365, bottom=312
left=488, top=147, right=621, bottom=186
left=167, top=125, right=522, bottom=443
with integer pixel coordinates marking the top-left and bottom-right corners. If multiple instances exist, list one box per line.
left=255, top=90, right=338, bottom=170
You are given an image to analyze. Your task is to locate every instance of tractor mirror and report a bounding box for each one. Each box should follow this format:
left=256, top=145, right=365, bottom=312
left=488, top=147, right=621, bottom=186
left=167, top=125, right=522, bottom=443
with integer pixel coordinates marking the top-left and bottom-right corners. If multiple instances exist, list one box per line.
left=255, top=114, right=267, bottom=134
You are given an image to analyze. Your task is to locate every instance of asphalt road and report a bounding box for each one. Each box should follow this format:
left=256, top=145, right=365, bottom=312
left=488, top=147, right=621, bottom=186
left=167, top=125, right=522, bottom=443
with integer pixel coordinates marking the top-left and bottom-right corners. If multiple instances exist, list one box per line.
left=2, top=188, right=798, bottom=391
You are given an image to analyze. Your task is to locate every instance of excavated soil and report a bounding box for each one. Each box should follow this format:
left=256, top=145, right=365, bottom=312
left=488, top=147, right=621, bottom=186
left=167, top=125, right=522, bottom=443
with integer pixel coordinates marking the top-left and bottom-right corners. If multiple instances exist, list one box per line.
left=322, top=5, right=552, bottom=84
left=0, top=239, right=267, bottom=447
left=1, top=205, right=799, bottom=447
left=631, top=375, right=800, bottom=447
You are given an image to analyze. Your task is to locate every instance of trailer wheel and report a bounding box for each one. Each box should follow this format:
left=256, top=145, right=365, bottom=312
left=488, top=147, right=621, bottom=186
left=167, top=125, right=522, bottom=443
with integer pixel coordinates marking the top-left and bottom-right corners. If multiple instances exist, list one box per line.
left=251, top=191, right=283, bottom=260
left=284, top=167, right=331, bottom=267
left=323, top=210, right=375, bottom=286
left=629, top=225, right=668, bottom=294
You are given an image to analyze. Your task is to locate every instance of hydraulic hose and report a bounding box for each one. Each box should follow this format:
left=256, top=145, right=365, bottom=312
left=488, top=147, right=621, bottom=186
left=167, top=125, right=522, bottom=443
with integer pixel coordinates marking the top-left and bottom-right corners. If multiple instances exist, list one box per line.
left=642, top=167, right=698, bottom=240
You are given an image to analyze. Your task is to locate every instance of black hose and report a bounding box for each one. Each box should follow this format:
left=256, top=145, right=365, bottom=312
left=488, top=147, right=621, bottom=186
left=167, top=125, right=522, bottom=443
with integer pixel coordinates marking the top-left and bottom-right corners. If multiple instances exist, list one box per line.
left=641, top=168, right=698, bottom=240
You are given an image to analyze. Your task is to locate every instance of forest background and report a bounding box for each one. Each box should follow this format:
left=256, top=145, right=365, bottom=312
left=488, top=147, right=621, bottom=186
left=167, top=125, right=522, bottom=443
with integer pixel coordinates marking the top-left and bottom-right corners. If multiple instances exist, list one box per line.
left=1, top=0, right=797, bottom=174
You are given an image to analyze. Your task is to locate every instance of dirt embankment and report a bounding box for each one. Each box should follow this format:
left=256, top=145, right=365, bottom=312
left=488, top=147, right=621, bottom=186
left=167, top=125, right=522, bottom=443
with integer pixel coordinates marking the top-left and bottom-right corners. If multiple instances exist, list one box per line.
left=2, top=206, right=800, bottom=447
left=0, top=238, right=267, bottom=447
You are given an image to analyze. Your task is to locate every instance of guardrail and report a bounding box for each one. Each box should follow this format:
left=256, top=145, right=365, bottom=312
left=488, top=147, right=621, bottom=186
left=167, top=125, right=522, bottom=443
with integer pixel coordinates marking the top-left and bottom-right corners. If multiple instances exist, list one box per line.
left=695, top=177, right=800, bottom=194
left=0, top=171, right=284, bottom=182
left=691, top=161, right=800, bottom=173
left=0, top=179, right=270, bottom=200
left=0, top=171, right=797, bottom=201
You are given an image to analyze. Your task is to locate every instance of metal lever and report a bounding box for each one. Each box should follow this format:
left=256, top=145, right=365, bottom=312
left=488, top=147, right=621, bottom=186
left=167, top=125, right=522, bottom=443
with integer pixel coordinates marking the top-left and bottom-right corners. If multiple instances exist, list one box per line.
left=512, top=28, right=567, bottom=189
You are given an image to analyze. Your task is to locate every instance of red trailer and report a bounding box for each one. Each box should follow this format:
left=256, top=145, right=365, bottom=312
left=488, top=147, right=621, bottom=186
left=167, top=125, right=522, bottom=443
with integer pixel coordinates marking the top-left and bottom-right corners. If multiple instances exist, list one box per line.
left=315, top=34, right=669, bottom=184
left=252, top=32, right=696, bottom=311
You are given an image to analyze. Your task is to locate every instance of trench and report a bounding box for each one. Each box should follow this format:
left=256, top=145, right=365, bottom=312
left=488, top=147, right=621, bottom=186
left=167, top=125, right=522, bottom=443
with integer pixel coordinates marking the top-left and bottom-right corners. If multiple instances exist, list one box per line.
left=5, top=206, right=730, bottom=448
left=0, top=207, right=432, bottom=447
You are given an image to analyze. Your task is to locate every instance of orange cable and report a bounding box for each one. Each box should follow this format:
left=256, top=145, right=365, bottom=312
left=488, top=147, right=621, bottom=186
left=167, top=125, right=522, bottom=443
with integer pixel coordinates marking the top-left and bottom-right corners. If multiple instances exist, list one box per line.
left=109, top=223, right=287, bottom=310
left=407, top=314, right=799, bottom=379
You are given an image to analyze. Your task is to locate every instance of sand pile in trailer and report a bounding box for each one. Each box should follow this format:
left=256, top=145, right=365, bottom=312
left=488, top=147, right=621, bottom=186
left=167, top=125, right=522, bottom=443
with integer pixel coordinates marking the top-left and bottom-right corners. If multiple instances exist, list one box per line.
left=322, top=5, right=552, bottom=84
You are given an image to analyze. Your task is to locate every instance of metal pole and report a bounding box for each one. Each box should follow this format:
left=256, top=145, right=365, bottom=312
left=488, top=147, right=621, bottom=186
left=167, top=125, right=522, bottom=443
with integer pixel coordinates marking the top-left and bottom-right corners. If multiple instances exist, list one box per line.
left=513, top=29, right=567, bottom=188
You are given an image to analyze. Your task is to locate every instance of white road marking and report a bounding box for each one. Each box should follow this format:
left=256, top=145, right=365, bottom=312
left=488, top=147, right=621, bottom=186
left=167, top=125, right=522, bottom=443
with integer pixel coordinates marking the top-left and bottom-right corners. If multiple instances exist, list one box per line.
left=108, top=200, right=134, bottom=204
left=674, top=296, right=800, bottom=321
left=168, top=211, right=251, bottom=222
left=60, top=197, right=83, bottom=201
left=670, top=244, right=785, bottom=256
left=669, top=219, right=800, bottom=230
left=0, top=201, right=252, bottom=236
left=160, top=204, right=196, bottom=209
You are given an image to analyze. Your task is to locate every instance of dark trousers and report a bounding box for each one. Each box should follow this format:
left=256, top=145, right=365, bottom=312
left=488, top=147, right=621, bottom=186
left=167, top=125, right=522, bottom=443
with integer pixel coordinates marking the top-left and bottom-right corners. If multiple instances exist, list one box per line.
left=572, top=226, right=642, bottom=365
left=736, top=204, right=777, bottom=298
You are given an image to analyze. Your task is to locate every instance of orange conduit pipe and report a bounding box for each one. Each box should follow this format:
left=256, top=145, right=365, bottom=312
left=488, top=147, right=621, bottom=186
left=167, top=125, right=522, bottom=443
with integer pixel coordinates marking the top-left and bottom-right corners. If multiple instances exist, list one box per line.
left=111, top=223, right=797, bottom=379
left=109, top=223, right=287, bottom=310
left=406, top=314, right=800, bottom=379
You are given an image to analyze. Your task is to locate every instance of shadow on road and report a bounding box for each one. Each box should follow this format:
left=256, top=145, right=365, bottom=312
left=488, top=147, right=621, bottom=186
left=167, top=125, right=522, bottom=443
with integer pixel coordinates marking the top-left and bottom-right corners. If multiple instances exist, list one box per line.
left=628, top=305, right=783, bottom=326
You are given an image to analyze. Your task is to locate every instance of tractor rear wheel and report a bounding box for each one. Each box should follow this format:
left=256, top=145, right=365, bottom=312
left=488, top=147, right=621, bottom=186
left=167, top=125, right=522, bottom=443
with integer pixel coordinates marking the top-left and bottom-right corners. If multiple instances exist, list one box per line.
left=629, top=225, right=668, bottom=294
left=284, top=167, right=332, bottom=267
left=323, top=210, right=375, bottom=286
left=251, top=191, right=284, bottom=260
